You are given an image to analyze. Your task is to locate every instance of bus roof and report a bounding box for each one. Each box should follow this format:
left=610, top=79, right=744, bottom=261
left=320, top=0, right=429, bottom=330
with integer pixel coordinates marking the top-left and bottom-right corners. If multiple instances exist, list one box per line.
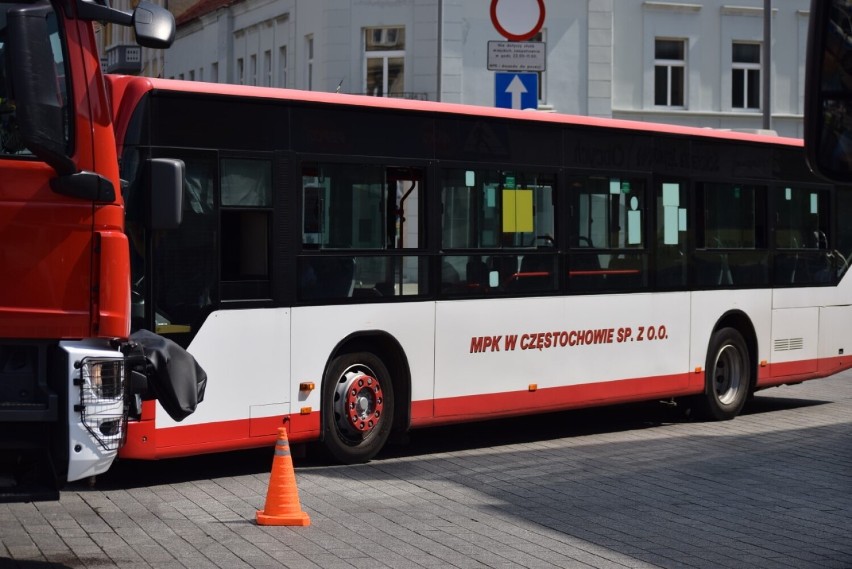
left=111, top=75, right=804, bottom=149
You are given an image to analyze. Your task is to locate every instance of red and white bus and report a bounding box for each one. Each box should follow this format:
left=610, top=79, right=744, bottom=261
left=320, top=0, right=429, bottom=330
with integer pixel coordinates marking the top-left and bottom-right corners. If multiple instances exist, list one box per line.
left=111, top=76, right=852, bottom=465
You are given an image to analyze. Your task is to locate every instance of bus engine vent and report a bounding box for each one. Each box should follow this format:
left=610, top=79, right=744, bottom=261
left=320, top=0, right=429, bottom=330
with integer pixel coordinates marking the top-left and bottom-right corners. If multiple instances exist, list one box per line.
left=74, top=358, right=127, bottom=451
left=774, top=338, right=804, bottom=351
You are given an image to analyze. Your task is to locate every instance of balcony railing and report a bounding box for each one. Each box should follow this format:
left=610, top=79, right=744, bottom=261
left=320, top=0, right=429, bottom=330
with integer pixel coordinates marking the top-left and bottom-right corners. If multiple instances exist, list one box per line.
left=106, top=45, right=142, bottom=74
left=360, top=92, right=429, bottom=101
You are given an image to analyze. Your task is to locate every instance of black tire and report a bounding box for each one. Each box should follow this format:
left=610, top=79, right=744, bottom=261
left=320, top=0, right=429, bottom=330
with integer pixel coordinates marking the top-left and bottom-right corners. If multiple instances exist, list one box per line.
left=321, top=352, right=394, bottom=464
left=696, top=327, right=751, bottom=420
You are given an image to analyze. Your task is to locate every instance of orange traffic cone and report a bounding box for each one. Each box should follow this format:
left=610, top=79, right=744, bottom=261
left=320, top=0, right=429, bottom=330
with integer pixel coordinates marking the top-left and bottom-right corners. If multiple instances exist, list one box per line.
left=256, top=427, right=311, bottom=526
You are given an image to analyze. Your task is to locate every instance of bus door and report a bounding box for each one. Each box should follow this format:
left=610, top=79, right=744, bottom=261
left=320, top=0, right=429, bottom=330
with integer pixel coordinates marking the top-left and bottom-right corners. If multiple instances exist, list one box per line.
left=769, top=186, right=829, bottom=378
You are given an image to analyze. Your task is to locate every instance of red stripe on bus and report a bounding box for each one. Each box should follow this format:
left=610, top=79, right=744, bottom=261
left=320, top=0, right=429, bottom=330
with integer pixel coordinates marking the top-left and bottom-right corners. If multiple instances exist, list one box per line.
left=758, top=355, right=852, bottom=387
left=121, top=412, right=321, bottom=459
left=120, top=356, right=851, bottom=460
left=414, top=372, right=694, bottom=427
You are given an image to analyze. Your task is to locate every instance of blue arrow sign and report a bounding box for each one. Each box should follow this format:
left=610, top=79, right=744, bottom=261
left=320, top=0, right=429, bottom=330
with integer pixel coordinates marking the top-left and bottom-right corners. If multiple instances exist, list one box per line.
left=495, top=72, right=538, bottom=110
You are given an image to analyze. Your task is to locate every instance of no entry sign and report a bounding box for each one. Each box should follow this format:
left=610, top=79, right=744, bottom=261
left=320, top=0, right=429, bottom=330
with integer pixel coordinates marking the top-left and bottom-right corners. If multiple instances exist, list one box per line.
left=490, top=0, right=546, bottom=42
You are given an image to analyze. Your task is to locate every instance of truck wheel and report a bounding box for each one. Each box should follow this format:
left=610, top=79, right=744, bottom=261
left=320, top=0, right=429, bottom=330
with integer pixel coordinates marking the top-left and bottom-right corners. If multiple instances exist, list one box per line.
left=697, top=327, right=750, bottom=420
left=322, top=352, right=394, bottom=464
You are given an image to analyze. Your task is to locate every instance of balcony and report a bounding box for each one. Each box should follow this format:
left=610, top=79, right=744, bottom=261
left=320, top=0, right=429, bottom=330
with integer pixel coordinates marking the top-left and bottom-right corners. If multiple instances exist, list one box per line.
left=361, top=92, right=429, bottom=101
left=106, top=45, right=142, bottom=74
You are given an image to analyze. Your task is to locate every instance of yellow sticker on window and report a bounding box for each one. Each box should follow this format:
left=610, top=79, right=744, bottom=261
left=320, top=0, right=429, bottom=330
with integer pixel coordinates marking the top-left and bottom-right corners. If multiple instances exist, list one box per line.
left=503, top=189, right=534, bottom=233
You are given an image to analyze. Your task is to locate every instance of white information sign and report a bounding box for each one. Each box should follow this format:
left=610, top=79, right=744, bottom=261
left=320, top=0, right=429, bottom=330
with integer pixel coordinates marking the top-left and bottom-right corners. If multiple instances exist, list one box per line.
left=487, top=41, right=546, bottom=72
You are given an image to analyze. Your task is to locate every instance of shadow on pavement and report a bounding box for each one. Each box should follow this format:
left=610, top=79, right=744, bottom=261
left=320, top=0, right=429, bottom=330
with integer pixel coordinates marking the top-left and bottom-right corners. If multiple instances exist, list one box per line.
left=80, top=389, right=830, bottom=489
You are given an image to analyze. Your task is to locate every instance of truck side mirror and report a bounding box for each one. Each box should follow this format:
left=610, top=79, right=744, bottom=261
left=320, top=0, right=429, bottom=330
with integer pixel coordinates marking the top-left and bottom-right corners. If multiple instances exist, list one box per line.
left=6, top=3, right=75, bottom=176
left=133, top=1, right=176, bottom=49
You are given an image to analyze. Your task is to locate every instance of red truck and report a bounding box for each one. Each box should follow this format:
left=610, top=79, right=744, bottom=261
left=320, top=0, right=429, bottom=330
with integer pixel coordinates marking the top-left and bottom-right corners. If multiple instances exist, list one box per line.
left=0, top=0, right=203, bottom=501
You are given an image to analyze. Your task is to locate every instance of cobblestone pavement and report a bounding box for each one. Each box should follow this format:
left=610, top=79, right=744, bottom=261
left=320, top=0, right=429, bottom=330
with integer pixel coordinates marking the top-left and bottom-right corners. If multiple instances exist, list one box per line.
left=1, top=371, right=851, bottom=569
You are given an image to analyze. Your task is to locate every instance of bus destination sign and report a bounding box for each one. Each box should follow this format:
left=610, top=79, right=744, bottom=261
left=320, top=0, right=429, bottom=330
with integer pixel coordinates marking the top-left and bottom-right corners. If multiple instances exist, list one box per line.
left=487, top=41, right=546, bottom=72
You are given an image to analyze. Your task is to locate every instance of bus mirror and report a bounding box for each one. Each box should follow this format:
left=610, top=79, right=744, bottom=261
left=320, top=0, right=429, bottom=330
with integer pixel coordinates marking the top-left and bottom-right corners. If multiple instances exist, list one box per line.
left=132, top=1, right=176, bottom=49
left=148, top=158, right=184, bottom=230
left=6, top=4, right=75, bottom=176
left=805, top=0, right=852, bottom=181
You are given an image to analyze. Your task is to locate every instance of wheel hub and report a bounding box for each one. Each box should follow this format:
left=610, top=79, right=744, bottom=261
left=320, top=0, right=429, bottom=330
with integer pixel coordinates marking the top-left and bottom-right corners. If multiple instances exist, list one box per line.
left=714, top=345, right=742, bottom=405
left=337, top=370, right=384, bottom=434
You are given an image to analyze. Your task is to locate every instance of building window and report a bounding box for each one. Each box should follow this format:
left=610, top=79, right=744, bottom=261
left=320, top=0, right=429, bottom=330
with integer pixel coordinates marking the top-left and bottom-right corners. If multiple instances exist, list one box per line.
left=263, top=50, right=272, bottom=87
left=364, top=27, right=405, bottom=97
left=732, top=42, right=760, bottom=110
left=305, top=35, right=313, bottom=90
left=236, top=57, right=244, bottom=85
left=249, top=54, right=257, bottom=86
left=654, top=39, right=685, bottom=107
left=278, top=46, right=288, bottom=88
left=211, top=62, right=218, bottom=83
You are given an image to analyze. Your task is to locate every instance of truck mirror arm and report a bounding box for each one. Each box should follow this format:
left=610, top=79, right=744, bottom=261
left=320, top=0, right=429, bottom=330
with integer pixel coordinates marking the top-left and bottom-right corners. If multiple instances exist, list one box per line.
left=50, top=171, right=116, bottom=202
left=73, top=0, right=175, bottom=49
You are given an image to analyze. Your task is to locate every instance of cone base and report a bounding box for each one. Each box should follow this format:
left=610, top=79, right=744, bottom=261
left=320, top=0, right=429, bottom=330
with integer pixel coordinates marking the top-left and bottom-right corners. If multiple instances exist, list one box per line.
left=256, top=509, right=311, bottom=526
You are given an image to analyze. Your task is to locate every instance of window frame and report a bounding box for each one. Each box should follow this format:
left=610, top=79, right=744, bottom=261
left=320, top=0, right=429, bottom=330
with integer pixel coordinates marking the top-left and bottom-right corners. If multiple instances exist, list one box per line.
left=363, top=26, right=405, bottom=97
left=732, top=41, right=761, bottom=111
left=653, top=38, right=686, bottom=108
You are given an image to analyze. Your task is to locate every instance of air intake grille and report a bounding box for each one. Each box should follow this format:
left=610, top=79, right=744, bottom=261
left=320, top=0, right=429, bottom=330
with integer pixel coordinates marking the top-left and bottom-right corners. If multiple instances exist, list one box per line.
left=774, top=338, right=804, bottom=351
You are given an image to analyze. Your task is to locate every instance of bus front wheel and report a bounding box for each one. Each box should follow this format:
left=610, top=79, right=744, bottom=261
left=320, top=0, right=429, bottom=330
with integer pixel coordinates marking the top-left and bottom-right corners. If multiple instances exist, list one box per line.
left=322, top=352, right=394, bottom=464
left=697, top=327, right=750, bottom=420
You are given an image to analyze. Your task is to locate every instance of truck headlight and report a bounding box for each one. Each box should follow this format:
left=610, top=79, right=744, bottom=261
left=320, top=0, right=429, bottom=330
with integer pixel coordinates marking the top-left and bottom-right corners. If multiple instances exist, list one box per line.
left=84, top=359, right=124, bottom=400
left=75, top=357, right=127, bottom=451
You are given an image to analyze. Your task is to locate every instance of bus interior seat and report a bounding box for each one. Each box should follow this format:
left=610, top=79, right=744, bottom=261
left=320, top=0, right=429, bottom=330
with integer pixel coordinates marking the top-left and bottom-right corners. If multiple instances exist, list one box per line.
left=441, top=259, right=462, bottom=293
left=567, top=250, right=602, bottom=291
left=655, top=246, right=686, bottom=287
left=694, top=254, right=733, bottom=287
left=489, top=255, right=519, bottom=288
left=301, top=257, right=356, bottom=299
left=607, top=255, right=643, bottom=288
left=466, top=257, right=489, bottom=290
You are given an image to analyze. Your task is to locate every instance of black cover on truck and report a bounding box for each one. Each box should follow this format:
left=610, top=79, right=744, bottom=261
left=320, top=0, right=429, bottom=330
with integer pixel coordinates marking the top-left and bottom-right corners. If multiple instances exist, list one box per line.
left=127, top=329, right=207, bottom=421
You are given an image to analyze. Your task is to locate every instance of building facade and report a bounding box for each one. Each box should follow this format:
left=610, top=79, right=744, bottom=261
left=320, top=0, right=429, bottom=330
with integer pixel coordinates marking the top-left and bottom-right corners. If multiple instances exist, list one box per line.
left=155, top=0, right=809, bottom=137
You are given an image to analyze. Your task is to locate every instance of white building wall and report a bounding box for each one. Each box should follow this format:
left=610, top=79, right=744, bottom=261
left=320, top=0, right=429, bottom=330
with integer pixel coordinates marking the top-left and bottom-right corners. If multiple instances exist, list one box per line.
left=613, top=0, right=808, bottom=137
left=440, top=0, right=463, bottom=103
left=587, top=0, right=613, bottom=118
left=162, top=0, right=809, bottom=138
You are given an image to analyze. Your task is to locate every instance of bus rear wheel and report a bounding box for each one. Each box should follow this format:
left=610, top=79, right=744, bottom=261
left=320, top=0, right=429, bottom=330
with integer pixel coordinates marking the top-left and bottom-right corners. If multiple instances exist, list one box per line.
left=697, top=327, right=750, bottom=420
left=322, top=352, right=394, bottom=464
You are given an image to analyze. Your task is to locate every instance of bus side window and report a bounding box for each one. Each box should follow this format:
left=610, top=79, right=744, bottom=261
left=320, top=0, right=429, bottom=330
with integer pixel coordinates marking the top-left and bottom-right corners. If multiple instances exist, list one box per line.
left=299, top=162, right=425, bottom=300
left=220, top=158, right=272, bottom=301
left=774, top=187, right=834, bottom=285
left=697, top=182, right=769, bottom=287
left=440, top=168, right=556, bottom=296
left=569, top=176, right=647, bottom=292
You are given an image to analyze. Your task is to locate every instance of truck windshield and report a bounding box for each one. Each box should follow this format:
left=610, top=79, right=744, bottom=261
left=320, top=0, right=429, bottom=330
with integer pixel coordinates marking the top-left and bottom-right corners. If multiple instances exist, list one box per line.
left=0, top=2, right=71, bottom=157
